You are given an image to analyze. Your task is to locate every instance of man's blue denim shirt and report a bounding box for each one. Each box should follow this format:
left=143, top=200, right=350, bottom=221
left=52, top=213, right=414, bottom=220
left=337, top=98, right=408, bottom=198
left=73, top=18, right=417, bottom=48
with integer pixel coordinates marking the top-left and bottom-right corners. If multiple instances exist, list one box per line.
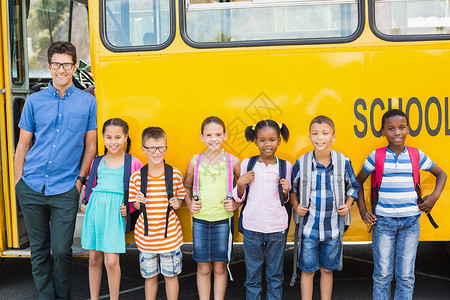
left=19, top=81, right=97, bottom=196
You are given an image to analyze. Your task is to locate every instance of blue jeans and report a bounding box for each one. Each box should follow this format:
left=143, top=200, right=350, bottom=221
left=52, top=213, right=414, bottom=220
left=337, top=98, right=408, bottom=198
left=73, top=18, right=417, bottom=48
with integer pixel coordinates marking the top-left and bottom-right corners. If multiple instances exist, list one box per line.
left=372, top=215, right=420, bottom=300
left=243, top=228, right=287, bottom=300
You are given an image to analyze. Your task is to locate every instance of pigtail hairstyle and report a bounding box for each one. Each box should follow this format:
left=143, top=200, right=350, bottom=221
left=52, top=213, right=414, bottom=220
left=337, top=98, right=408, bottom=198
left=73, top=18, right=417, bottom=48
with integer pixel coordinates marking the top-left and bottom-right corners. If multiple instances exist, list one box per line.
left=102, top=117, right=131, bottom=154
left=244, top=125, right=258, bottom=142
left=125, top=136, right=132, bottom=153
left=245, top=119, right=289, bottom=142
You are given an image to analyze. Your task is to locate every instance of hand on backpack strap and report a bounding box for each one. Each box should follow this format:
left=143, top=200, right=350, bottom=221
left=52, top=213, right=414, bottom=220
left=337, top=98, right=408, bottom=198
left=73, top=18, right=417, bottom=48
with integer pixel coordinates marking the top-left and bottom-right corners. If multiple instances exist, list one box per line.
left=169, top=197, right=182, bottom=210
left=188, top=199, right=202, bottom=214
left=418, top=193, right=438, bottom=214
left=222, top=199, right=240, bottom=212
left=80, top=204, right=87, bottom=214
left=359, top=209, right=377, bottom=226
left=337, top=204, right=350, bottom=216
left=120, top=203, right=127, bottom=217
left=278, top=177, right=289, bottom=198
left=237, top=171, right=255, bottom=188
left=294, top=204, right=309, bottom=217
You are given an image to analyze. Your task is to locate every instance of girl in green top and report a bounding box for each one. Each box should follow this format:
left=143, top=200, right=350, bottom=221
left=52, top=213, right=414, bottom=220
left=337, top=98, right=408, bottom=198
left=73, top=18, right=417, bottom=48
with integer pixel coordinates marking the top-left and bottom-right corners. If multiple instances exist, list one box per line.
left=184, top=116, right=241, bottom=300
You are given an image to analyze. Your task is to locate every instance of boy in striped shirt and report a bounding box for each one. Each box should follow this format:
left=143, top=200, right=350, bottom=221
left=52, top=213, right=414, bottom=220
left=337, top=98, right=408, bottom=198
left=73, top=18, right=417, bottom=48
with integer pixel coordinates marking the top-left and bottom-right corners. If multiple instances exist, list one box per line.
left=356, top=109, right=447, bottom=300
left=129, top=127, right=186, bottom=300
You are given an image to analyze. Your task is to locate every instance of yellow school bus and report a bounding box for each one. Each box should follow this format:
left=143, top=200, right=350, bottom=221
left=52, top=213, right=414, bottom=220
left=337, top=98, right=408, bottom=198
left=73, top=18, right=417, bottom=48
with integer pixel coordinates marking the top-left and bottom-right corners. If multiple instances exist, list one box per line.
left=1, top=0, right=449, bottom=257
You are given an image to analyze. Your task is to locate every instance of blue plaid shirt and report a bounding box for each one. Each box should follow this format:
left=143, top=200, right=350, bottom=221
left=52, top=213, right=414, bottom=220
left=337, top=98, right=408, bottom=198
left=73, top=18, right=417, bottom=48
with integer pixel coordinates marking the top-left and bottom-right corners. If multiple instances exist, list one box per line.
left=292, top=155, right=359, bottom=241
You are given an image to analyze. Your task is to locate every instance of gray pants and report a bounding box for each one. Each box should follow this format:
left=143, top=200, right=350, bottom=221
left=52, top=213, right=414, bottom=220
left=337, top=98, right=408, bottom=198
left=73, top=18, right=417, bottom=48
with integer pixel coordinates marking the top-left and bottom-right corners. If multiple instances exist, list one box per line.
left=16, top=179, right=79, bottom=300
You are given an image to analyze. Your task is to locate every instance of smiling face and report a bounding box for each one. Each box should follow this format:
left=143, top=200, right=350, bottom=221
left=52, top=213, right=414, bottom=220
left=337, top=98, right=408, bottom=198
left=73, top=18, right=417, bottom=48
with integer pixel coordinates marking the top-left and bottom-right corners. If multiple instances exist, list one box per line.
left=142, top=137, right=167, bottom=166
left=103, top=125, right=127, bottom=155
left=47, top=53, right=76, bottom=94
left=381, top=115, right=409, bottom=149
left=255, top=126, right=280, bottom=159
left=200, top=122, right=227, bottom=152
left=309, top=122, right=336, bottom=152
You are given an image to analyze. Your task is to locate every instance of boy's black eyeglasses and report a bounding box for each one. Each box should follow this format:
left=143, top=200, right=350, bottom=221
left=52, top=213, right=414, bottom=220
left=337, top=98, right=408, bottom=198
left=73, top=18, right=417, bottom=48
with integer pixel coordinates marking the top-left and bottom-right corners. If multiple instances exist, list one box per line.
left=49, top=62, right=74, bottom=71
left=142, top=146, right=168, bottom=153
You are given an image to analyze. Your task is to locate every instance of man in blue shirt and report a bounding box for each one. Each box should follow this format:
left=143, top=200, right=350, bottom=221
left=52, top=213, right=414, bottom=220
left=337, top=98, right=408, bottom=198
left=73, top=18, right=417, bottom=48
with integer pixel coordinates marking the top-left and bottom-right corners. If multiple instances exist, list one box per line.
left=14, top=41, right=97, bottom=300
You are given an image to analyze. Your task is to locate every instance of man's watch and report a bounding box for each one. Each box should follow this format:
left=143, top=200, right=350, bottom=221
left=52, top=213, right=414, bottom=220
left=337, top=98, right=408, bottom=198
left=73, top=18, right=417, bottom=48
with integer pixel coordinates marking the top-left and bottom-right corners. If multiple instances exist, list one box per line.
left=77, top=176, right=87, bottom=185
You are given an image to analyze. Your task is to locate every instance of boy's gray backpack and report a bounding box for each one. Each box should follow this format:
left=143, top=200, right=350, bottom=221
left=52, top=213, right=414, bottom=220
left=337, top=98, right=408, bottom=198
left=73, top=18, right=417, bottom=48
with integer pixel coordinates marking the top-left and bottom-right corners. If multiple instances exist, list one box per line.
left=290, top=150, right=350, bottom=286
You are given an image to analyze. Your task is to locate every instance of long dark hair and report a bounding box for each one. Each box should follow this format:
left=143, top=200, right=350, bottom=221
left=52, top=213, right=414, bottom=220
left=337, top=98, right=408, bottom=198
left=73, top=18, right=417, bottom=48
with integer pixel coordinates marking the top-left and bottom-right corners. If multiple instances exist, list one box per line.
left=244, top=119, right=289, bottom=143
left=102, top=118, right=131, bottom=154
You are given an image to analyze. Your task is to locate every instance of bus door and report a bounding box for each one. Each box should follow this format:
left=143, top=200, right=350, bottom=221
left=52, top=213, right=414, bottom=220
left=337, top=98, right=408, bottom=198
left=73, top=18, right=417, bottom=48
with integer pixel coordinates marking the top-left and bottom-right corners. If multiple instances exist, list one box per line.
left=1, top=0, right=92, bottom=255
left=0, top=3, right=9, bottom=253
left=1, top=0, right=30, bottom=252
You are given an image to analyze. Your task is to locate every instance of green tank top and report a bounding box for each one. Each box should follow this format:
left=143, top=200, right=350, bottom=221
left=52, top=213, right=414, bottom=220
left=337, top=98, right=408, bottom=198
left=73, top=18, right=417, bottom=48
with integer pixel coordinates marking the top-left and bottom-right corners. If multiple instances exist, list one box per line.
left=193, top=153, right=232, bottom=222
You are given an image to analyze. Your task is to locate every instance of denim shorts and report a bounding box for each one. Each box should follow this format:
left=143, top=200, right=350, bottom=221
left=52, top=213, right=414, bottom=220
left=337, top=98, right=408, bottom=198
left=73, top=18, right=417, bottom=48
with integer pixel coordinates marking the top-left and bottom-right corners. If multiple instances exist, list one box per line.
left=193, top=217, right=233, bottom=262
left=139, top=248, right=182, bottom=278
left=300, top=235, right=341, bottom=272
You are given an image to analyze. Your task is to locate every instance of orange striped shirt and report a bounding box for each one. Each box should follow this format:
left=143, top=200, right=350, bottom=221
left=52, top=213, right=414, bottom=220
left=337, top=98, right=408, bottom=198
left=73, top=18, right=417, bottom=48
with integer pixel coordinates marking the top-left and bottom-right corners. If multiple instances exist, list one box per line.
left=129, top=167, right=186, bottom=253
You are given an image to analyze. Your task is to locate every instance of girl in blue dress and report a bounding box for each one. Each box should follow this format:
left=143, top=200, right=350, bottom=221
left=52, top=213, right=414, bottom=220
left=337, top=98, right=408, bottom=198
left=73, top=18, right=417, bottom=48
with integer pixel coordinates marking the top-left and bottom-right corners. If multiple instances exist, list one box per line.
left=81, top=118, right=143, bottom=300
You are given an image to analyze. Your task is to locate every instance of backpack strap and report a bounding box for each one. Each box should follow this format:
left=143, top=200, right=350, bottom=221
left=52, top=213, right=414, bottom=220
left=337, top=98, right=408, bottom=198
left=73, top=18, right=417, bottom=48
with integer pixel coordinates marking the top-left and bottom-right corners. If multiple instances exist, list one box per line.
left=140, top=164, right=149, bottom=236
left=277, top=158, right=286, bottom=206
left=225, top=152, right=234, bottom=281
left=371, top=147, right=387, bottom=214
left=123, top=153, right=134, bottom=233
left=290, top=151, right=312, bottom=286
left=82, top=155, right=104, bottom=205
left=192, top=153, right=204, bottom=201
left=238, top=156, right=258, bottom=234
left=331, top=150, right=348, bottom=271
left=164, top=163, right=174, bottom=238
left=406, top=146, right=420, bottom=191
left=407, top=147, right=438, bottom=229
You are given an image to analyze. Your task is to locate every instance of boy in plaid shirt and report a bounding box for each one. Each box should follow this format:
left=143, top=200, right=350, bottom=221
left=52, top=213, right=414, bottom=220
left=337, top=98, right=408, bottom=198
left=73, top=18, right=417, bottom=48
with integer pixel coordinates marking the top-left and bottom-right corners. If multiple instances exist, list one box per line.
left=290, top=116, right=359, bottom=300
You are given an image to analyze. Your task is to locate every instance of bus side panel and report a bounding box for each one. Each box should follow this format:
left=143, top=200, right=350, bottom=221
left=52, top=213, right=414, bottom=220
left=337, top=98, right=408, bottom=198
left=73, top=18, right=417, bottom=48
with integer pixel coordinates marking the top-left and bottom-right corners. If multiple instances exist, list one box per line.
left=95, top=48, right=369, bottom=242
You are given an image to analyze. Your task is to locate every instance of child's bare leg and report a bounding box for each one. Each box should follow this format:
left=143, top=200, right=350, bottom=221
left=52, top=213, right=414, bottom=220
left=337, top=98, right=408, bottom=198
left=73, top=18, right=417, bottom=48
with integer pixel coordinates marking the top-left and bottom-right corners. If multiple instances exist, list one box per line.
left=319, top=268, right=333, bottom=300
left=197, top=262, right=212, bottom=300
left=88, top=250, right=104, bottom=300
left=164, top=275, right=179, bottom=300
left=145, top=275, right=158, bottom=300
left=104, top=253, right=121, bottom=300
left=213, top=261, right=228, bottom=300
left=301, top=271, right=315, bottom=300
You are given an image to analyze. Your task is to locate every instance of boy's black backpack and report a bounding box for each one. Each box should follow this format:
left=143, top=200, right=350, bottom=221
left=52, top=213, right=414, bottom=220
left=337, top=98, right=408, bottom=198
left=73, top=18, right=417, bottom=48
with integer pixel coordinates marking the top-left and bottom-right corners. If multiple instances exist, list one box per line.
left=139, top=163, right=174, bottom=238
left=237, top=156, right=292, bottom=233
left=83, top=153, right=138, bottom=233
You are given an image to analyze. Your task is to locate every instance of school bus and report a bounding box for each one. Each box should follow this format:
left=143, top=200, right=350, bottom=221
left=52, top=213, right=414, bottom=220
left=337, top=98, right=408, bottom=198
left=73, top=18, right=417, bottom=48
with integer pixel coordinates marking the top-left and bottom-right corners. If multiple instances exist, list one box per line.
left=1, top=0, right=449, bottom=257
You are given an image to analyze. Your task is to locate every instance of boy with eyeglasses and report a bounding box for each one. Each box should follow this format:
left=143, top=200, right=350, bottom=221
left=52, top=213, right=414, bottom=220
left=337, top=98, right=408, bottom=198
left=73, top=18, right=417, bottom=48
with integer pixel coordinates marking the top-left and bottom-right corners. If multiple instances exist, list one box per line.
left=128, top=126, right=186, bottom=300
left=14, top=41, right=97, bottom=299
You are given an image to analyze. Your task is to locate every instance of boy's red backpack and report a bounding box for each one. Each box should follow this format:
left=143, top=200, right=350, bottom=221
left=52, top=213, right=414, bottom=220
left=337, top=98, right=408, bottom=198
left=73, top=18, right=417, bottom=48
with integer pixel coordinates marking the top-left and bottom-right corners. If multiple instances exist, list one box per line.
left=371, top=146, right=438, bottom=228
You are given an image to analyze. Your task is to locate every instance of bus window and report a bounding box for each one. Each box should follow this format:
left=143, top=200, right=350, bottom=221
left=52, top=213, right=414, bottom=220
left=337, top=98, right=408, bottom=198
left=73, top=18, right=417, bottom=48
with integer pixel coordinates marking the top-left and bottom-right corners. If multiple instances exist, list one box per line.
left=9, top=0, right=25, bottom=85
left=182, top=0, right=361, bottom=46
left=26, top=0, right=90, bottom=79
left=70, top=2, right=90, bottom=67
left=372, top=0, right=450, bottom=39
left=102, top=0, right=173, bottom=50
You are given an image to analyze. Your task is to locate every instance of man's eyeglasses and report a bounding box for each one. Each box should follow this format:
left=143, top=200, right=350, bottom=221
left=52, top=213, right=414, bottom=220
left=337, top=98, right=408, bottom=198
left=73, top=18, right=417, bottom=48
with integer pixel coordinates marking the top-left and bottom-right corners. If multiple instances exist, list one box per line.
left=142, top=146, right=168, bottom=153
left=49, top=62, right=74, bottom=71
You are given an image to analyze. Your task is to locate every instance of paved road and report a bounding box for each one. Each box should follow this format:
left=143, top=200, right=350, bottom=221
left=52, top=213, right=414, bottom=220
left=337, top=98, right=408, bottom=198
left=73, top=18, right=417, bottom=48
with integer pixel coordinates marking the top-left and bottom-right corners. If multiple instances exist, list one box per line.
left=1, top=242, right=449, bottom=299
